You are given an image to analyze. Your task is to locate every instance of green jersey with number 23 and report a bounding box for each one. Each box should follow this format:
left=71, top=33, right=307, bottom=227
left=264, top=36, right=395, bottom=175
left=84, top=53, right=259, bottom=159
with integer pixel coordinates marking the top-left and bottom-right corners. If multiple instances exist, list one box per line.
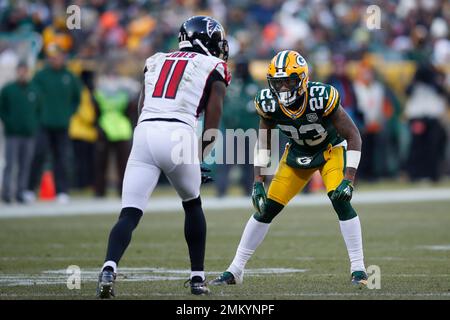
left=254, top=81, right=344, bottom=168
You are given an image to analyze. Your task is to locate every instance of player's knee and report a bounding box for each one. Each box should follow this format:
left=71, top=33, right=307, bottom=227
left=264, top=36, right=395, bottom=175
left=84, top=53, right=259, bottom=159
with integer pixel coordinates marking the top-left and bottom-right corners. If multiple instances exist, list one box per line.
left=118, top=207, right=143, bottom=229
left=121, top=191, right=148, bottom=212
left=182, top=195, right=202, bottom=212
left=176, top=183, right=200, bottom=202
left=180, top=190, right=200, bottom=202
left=328, top=191, right=357, bottom=221
left=253, top=198, right=284, bottom=223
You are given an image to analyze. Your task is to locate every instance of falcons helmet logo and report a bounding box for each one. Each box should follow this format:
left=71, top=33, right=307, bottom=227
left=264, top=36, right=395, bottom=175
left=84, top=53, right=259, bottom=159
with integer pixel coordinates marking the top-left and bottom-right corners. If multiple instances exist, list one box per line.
left=203, top=17, right=223, bottom=39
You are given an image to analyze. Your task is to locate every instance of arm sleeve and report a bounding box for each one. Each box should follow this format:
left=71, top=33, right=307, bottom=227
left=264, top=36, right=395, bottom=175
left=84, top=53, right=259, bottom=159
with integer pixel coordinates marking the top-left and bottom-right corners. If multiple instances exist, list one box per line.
left=254, top=98, right=276, bottom=125
left=213, top=62, right=231, bottom=86
left=323, top=85, right=341, bottom=117
left=209, top=69, right=227, bottom=86
left=196, top=69, right=226, bottom=115
left=254, top=99, right=267, bottom=118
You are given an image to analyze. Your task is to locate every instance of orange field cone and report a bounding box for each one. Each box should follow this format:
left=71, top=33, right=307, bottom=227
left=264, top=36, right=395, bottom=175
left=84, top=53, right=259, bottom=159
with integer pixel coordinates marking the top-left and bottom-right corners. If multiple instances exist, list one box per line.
left=310, top=171, right=324, bottom=193
left=39, top=170, right=56, bottom=201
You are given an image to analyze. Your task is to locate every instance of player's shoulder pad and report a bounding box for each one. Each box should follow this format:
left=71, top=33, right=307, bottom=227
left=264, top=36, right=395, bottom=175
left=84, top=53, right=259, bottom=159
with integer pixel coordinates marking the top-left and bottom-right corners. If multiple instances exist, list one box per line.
left=144, top=52, right=166, bottom=72
left=254, top=88, right=277, bottom=119
left=308, top=81, right=340, bottom=117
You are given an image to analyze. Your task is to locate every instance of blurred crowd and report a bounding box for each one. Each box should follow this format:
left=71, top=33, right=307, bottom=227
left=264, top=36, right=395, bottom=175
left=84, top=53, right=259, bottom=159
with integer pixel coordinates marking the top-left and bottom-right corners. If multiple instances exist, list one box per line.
left=1, top=0, right=449, bottom=64
left=0, top=0, right=449, bottom=204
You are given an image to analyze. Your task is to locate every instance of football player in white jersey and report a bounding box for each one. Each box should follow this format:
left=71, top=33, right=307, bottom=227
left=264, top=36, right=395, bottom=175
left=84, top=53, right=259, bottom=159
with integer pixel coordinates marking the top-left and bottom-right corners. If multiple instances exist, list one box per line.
left=96, top=16, right=230, bottom=298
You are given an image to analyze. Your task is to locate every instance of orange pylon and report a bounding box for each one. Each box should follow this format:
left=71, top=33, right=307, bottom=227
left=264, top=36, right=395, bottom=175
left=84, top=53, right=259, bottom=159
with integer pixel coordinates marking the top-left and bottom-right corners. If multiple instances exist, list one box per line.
left=310, top=171, right=324, bottom=193
left=39, top=170, right=56, bottom=201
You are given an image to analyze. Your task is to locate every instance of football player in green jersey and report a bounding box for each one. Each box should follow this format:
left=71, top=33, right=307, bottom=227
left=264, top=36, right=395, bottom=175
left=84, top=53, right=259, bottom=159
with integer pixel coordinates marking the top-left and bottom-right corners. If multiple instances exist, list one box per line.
left=210, top=50, right=368, bottom=287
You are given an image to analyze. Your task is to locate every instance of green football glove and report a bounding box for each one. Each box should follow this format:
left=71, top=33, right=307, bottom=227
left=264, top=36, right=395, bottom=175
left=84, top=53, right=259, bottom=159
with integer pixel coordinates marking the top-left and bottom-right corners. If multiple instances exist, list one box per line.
left=331, top=179, right=354, bottom=201
left=252, top=182, right=267, bottom=214
left=200, top=166, right=213, bottom=184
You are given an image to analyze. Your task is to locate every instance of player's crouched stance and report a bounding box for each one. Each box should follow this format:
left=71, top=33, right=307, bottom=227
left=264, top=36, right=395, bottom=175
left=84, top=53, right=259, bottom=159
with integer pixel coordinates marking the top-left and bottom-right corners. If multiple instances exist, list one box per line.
left=97, top=16, right=230, bottom=298
left=210, top=50, right=368, bottom=288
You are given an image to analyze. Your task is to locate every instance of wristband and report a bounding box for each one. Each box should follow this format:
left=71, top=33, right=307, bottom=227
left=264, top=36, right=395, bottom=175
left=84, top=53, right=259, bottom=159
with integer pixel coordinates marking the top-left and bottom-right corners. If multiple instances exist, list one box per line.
left=254, top=145, right=270, bottom=168
left=346, top=150, right=361, bottom=169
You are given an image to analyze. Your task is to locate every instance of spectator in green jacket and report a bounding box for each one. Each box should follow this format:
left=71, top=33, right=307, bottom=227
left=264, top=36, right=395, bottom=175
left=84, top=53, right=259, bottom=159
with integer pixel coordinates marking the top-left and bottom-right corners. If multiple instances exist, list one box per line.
left=0, top=62, right=41, bottom=203
left=27, top=45, right=81, bottom=203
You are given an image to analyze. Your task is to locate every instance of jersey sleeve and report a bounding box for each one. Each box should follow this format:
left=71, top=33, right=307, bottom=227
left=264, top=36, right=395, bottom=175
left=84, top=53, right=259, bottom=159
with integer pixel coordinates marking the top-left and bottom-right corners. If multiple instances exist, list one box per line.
left=213, top=62, right=231, bottom=86
left=143, top=52, right=165, bottom=74
left=323, top=84, right=341, bottom=117
left=254, top=90, right=275, bottom=121
left=254, top=98, right=269, bottom=119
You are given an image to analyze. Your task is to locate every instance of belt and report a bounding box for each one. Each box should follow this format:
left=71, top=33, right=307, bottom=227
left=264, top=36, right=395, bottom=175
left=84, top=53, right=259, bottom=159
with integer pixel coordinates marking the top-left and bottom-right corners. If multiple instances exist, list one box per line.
left=140, top=118, right=189, bottom=126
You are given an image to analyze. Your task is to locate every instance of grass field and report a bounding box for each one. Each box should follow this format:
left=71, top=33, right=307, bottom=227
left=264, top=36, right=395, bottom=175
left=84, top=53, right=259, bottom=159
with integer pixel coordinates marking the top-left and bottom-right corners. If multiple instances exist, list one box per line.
left=1, top=199, right=450, bottom=300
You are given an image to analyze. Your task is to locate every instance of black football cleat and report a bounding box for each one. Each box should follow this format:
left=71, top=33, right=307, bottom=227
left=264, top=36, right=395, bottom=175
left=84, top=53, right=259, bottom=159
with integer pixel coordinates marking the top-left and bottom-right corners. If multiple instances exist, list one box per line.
left=351, top=270, right=368, bottom=287
left=209, top=271, right=242, bottom=285
left=96, top=269, right=116, bottom=299
left=184, top=276, right=210, bottom=295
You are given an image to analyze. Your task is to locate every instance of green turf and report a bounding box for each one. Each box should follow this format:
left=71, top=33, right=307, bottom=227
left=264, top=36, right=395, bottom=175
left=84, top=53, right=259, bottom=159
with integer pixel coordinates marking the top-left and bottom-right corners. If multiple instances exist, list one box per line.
left=1, top=200, right=450, bottom=299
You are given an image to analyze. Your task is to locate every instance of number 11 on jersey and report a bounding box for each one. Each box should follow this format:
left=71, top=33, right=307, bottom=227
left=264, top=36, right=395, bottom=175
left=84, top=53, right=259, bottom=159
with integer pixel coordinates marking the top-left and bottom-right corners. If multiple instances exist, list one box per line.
left=152, top=59, right=189, bottom=99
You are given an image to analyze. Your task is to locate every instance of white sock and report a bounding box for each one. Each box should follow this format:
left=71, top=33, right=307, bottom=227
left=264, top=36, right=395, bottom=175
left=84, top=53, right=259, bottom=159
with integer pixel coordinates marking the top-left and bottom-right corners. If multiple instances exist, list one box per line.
left=102, top=260, right=117, bottom=273
left=227, top=216, right=271, bottom=278
left=190, top=271, right=205, bottom=281
left=339, top=216, right=366, bottom=273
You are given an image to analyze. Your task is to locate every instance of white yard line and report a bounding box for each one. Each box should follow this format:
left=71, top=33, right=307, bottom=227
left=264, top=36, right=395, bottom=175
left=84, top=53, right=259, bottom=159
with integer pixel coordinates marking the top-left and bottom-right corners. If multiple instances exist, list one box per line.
left=1, top=267, right=449, bottom=287
left=417, top=245, right=450, bottom=251
left=1, top=188, right=450, bottom=219
left=42, top=267, right=307, bottom=275
left=0, top=268, right=307, bottom=287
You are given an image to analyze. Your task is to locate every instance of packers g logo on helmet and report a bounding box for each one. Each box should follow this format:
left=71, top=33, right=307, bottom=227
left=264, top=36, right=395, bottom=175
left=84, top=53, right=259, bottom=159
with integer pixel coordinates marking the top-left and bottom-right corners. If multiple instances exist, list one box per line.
left=267, top=50, right=309, bottom=106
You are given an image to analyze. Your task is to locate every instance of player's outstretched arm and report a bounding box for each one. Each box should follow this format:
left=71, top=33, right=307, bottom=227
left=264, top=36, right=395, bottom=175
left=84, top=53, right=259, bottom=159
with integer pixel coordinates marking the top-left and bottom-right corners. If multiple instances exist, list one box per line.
left=254, top=118, right=277, bottom=183
left=252, top=118, right=276, bottom=213
left=330, top=105, right=362, bottom=201
left=201, top=81, right=227, bottom=160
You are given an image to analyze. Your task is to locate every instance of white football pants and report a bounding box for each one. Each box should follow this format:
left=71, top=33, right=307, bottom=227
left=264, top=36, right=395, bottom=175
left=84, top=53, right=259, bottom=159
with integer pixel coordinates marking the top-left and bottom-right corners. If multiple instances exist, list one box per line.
left=121, top=120, right=201, bottom=211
